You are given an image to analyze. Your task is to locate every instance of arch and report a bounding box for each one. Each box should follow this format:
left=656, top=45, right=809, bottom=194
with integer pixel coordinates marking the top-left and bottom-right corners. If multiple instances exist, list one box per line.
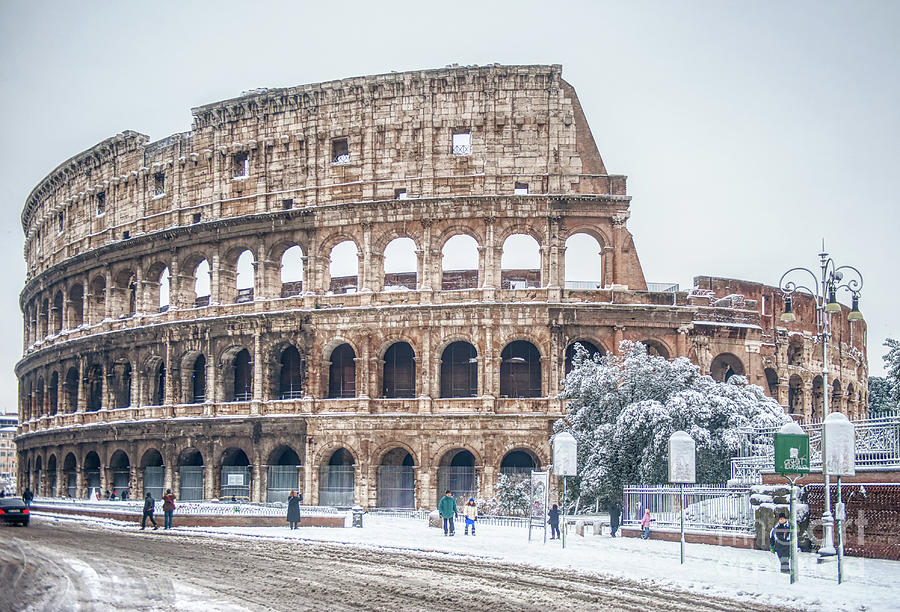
left=84, top=450, right=102, bottom=495
left=764, top=368, right=779, bottom=398
left=67, top=283, right=84, bottom=327
left=328, top=343, right=356, bottom=398
left=178, top=448, right=204, bottom=501
left=564, top=340, right=604, bottom=376
left=832, top=379, right=843, bottom=414
left=46, top=454, right=58, bottom=496
left=319, top=447, right=355, bottom=507
left=812, top=375, right=824, bottom=421
left=437, top=448, right=477, bottom=502
left=440, top=341, right=477, bottom=398
left=226, top=348, right=253, bottom=402
left=376, top=447, right=415, bottom=508
left=499, top=449, right=538, bottom=476
left=280, top=244, right=305, bottom=296
left=220, top=447, right=251, bottom=499
left=500, top=233, right=541, bottom=290
left=35, top=377, right=45, bottom=418
left=383, top=237, right=417, bottom=291
left=157, top=266, right=171, bottom=311
left=642, top=339, right=671, bottom=360
left=64, top=367, right=79, bottom=413
left=86, top=364, right=103, bottom=411
left=52, top=290, right=63, bottom=333
left=193, top=259, right=211, bottom=306
left=235, top=249, right=256, bottom=303
left=329, top=240, right=359, bottom=294
left=109, top=449, right=130, bottom=469
left=383, top=342, right=416, bottom=398
left=113, top=268, right=137, bottom=317
left=565, top=232, right=604, bottom=289
left=183, top=352, right=206, bottom=404
left=787, top=338, right=804, bottom=366
left=150, top=359, right=166, bottom=406
left=221, top=447, right=250, bottom=466
left=178, top=448, right=204, bottom=466
left=277, top=345, right=304, bottom=400
left=710, top=353, right=745, bottom=383
left=109, top=449, right=131, bottom=497
left=88, top=275, right=106, bottom=324
left=267, top=445, right=302, bottom=502
left=140, top=449, right=164, bottom=468
left=62, top=452, right=77, bottom=498
left=441, top=234, right=479, bottom=290
left=788, top=374, right=804, bottom=417
left=500, top=340, right=542, bottom=398
left=48, top=370, right=59, bottom=415
left=268, top=445, right=301, bottom=466
left=112, top=361, right=132, bottom=408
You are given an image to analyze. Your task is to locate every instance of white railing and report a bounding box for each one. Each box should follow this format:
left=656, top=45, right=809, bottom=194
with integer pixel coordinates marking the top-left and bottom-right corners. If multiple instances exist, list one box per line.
left=622, top=484, right=753, bottom=533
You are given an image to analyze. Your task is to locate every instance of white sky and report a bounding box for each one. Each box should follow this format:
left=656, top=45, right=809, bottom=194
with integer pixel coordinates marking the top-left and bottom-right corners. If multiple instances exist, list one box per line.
left=1, top=1, right=898, bottom=414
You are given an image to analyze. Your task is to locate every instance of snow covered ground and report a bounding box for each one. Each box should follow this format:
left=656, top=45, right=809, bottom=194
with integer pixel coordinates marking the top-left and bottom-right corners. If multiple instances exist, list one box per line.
left=40, top=511, right=899, bottom=611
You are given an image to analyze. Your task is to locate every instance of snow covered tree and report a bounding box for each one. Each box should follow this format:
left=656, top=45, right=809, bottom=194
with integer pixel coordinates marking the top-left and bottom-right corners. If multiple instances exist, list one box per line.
left=494, top=473, right=530, bottom=516
left=869, top=338, right=900, bottom=416
left=555, top=341, right=790, bottom=506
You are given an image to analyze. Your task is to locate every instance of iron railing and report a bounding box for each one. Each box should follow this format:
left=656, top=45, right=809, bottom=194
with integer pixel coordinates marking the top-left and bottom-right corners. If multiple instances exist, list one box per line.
left=267, top=465, right=300, bottom=503
left=645, top=282, right=680, bottom=293
left=564, top=280, right=602, bottom=290
left=319, top=465, right=354, bottom=507
left=451, top=144, right=471, bottom=156
left=622, top=484, right=754, bottom=533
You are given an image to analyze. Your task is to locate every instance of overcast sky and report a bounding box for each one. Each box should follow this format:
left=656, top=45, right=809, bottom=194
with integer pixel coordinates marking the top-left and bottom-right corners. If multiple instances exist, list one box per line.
left=1, top=1, right=897, bottom=415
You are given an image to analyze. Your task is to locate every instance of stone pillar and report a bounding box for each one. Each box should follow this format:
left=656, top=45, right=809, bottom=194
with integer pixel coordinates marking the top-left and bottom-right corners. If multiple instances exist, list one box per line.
left=358, top=336, right=370, bottom=400
left=360, top=222, right=373, bottom=292
left=613, top=326, right=625, bottom=354
left=204, top=462, right=216, bottom=500
left=252, top=330, right=264, bottom=408
left=482, top=217, right=496, bottom=289
left=210, top=251, right=222, bottom=305
left=252, top=461, right=263, bottom=502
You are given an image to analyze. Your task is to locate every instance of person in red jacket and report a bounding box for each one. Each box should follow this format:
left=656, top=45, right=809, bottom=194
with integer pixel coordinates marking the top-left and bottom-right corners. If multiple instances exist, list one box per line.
left=162, top=489, right=176, bottom=529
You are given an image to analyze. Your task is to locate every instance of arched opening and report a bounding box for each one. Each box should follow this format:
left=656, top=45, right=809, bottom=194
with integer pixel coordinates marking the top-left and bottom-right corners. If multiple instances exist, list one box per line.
left=267, top=445, right=302, bottom=502
left=500, top=341, right=542, bottom=398
left=383, top=342, right=415, bottom=398
left=68, top=284, right=84, bottom=327
left=565, top=233, right=603, bottom=289
left=113, top=269, right=137, bottom=318
left=89, top=276, right=105, bottom=325
left=194, top=259, right=211, bottom=307
left=328, top=344, right=356, bottom=398
left=84, top=451, right=101, bottom=496
left=329, top=240, right=359, bottom=294
left=642, top=340, right=670, bottom=360
left=500, top=234, right=541, bottom=289
left=151, top=361, right=166, bottom=406
left=46, top=454, right=57, bottom=497
left=764, top=368, right=779, bottom=398
left=500, top=449, right=537, bottom=477
left=812, top=376, right=824, bottom=421
left=86, top=364, right=103, bottom=411
left=278, top=346, right=304, bottom=400
left=140, top=449, right=165, bottom=501
left=113, top=361, right=132, bottom=409
left=846, top=382, right=857, bottom=419
left=109, top=450, right=131, bottom=498
left=34, top=377, right=45, bottom=418
left=710, top=353, right=745, bottom=383
left=440, top=341, right=478, bottom=398
left=442, top=234, right=479, bottom=290
left=383, top=237, right=417, bottom=290
left=229, top=349, right=252, bottom=402
left=63, top=453, right=77, bottom=498
left=34, top=456, right=43, bottom=495
left=40, top=298, right=49, bottom=338
left=377, top=448, right=415, bottom=508
left=437, top=449, right=476, bottom=504
left=280, top=245, right=304, bottom=297
left=178, top=449, right=204, bottom=501
left=787, top=339, right=804, bottom=366
left=564, top=341, right=604, bottom=377
left=190, top=354, right=206, bottom=404
left=48, top=371, right=58, bottom=415
left=832, top=380, right=843, bottom=414
left=52, top=291, right=63, bottom=333
left=319, top=448, right=355, bottom=507
left=158, top=267, right=170, bottom=312
left=220, top=448, right=251, bottom=500
left=64, top=367, right=79, bottom=413
left=235, top=249, right=256, bottom=303
left=788, top=375, right=804, bottom=418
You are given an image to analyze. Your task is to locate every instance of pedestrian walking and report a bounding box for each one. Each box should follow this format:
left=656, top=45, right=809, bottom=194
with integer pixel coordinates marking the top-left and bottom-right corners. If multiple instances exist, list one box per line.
left=286, top=490, right=301, bottom=530
left=609, top=500, right=622, bottom=537
left=22, top=487, right=34, bottom=508
left=640, top=509, right=652, bottom=539
left=548, top=503, right=561, bottom=540
left=141, top=491, right=159, bottom=530
left=162, top=489, right=177, bottom=529
left=463, top=498, right=478, bottom=536
left=769, top=513, right=792, bottom=574
left=438, top=490, right=458, bottom=536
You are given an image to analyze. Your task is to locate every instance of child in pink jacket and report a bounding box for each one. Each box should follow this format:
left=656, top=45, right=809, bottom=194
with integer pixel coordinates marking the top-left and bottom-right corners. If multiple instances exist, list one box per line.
left=640, top=509, right=652, bottom=539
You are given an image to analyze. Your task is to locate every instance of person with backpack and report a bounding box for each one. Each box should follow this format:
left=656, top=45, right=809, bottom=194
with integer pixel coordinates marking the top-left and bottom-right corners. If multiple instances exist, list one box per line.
left=141, top=491, right=159, bottom=530
left=770, top=513, right=792, bottom=573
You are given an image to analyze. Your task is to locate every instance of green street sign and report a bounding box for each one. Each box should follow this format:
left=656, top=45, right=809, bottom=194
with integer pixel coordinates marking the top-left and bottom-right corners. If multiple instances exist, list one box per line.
left=774, top=432, right=810, bottom=474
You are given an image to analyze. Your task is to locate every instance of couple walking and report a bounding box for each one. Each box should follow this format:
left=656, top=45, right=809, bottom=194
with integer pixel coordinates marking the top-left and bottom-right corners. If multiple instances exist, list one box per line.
left=437, top=490, right=478, bottom=536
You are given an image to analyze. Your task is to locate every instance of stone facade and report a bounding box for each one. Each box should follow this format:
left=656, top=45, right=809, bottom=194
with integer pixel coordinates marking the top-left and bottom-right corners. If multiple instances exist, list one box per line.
left=15, top=65, right=868, bottom=508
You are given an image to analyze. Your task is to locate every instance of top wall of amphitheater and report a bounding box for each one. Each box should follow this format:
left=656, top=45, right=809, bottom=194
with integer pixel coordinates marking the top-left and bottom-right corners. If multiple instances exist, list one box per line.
left=22, top=64, right=626, bottom=284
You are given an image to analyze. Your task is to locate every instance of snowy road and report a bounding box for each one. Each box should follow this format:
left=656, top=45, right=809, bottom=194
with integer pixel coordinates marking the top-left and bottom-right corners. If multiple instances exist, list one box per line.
left=0, top=517, right=788, bottom=612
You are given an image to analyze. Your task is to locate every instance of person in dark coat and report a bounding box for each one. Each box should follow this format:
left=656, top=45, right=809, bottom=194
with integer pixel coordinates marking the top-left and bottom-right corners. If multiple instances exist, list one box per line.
left=162, top=489, right=177, bottom=529
left=286, top=490, right=302, bottom=529
left=437, top=490, right=458, bottom=536
left=141, top=491, right=158, bottom=530
left=769, top=513, right=791, bottom=573
left=22, top=487, right=34, bottom=508
left=609, top=500, right=622, bottom=537
left=548, top=503, right=561, bottom=540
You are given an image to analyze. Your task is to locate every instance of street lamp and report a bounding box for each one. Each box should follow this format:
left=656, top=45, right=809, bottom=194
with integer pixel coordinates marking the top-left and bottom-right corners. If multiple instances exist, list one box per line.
left=778, top=243, right=864, bottom=559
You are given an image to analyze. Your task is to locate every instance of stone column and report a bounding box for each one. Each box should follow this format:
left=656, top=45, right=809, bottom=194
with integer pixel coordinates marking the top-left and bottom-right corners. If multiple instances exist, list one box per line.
left=482, top=217, right=496, bottom=289
left=252, top=330, right=264, bottom=409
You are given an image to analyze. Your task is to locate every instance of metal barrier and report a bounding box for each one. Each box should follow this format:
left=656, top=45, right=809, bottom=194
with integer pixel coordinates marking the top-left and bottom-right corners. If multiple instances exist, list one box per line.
left=376, top=466, right=415, bottom=509
left=267, top=465, right=300, bottom=503
left=319, top=465, right=354, bottom=507
left=179, top=466, right=204, bottom=501
left=143, top=466, right=164, bottom=500
left=221, top=466, right=251, bottom=499
left=622, top=484, right=753, bottom=533
left=436, top=466, right=477, bottom=505
left=369, top=509, right=530, bottom=528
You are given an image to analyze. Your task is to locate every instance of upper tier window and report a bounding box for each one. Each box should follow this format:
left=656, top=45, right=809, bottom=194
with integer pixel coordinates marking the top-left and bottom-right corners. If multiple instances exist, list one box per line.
left=332, top=139, right=349, bottom=165
left=95, top=192, right=106, bottom=217
left=153, top=173, right=166, bottom=197
left=233, top=152, right=249, bottom=178
left=514, top=182, right=529, bottom=195
left=452, top=131, right=472, bottom=156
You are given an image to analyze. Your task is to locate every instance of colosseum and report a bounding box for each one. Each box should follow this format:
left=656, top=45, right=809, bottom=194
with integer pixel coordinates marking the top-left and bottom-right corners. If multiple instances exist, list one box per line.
left=15, top=64, right=868, bottom=508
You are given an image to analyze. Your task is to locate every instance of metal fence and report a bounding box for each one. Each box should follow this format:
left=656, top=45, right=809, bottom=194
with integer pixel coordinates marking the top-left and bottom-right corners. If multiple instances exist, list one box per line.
left=267, top=465, right=300, bottom=503
left=221, top=466, right=251, bottom=499
left=436, top=466, right=477, bottom=504
left=111, top=470, right=131, bottom=496
left=66, top=472, right=77, bottom=498
left=143, top=466, right=164, bottom=501
left=370, top=508, right=530, bottom=528
left=622, top=485, right=754, bottom=533
left=319, top=465, right=354, bottom=507
left=179, top=466, right=203, bottom=501
left=376, top=466, right=415, bottom=509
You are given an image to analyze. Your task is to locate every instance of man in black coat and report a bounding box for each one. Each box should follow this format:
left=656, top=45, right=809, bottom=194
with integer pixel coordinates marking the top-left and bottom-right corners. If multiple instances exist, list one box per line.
left=22, top=487, right=34, bottom=508
left=770, top=513, right=791, bottom=573
left=609, top=501, right=622, bottom=537
left=141, top=491, right=159, bottom=530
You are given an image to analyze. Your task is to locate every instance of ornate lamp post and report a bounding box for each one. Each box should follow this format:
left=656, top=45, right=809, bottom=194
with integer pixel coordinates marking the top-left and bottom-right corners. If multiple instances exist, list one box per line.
left=779, top=244, right=864, bottom=558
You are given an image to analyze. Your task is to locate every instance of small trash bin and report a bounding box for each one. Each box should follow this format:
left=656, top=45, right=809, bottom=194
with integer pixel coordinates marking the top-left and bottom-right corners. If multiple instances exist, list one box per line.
left=352, top=506, right=364, bottom=528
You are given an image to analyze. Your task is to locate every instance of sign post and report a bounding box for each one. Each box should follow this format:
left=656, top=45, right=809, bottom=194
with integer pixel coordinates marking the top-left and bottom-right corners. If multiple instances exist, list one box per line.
left=824, top=412, right=855, bottom=584
left=774, top=421, right=810, bottom=584
left=552, top=432, right=577, bottom=549
left=527, top=470, right=549, bottom=543
left=668, top=431, right=696, bottom=564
